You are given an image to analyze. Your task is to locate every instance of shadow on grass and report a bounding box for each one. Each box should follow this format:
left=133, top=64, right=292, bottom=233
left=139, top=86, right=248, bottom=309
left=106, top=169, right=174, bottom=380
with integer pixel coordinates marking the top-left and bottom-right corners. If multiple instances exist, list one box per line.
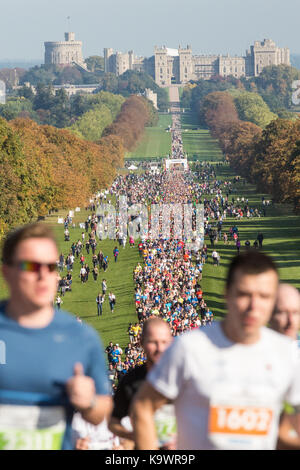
left=205, top=291, right=224, bottom=299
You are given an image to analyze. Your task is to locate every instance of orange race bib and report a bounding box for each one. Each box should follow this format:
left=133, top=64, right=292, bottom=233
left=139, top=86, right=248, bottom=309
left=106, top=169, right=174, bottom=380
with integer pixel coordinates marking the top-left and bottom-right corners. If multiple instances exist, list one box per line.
left=209, top=406, right=273, bottom=436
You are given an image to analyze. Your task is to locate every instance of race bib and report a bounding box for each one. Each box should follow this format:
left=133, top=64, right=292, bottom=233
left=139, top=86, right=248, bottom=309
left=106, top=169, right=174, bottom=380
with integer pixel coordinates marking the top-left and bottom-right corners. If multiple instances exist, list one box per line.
left=154, top=404, right=177, bottom=447
left=208, top=392, right=276, bottom=450
left=209, top=406, right=273, bottom=436
left=0, top=405, right=66, bottom=450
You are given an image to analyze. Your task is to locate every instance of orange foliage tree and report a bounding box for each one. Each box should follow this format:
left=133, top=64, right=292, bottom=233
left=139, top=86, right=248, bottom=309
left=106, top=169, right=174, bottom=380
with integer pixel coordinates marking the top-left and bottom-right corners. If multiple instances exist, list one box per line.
left=198, top=91, right=300, bottom=212
left=0, top=94, right=154, bottom=234
left=103, top=95, right=151, bottom=151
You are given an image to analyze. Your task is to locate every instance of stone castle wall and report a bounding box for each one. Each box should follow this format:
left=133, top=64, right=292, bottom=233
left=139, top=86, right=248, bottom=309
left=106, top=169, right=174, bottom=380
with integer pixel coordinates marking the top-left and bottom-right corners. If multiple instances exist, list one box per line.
left=103, top=39, right=290, bottom=86
left=44, top=33, right=84, bottom=66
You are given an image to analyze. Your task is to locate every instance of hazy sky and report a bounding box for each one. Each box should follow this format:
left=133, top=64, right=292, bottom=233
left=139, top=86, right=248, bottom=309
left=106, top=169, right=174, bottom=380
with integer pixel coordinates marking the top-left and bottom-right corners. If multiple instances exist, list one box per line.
left=1, top=0, right=299, bottom=62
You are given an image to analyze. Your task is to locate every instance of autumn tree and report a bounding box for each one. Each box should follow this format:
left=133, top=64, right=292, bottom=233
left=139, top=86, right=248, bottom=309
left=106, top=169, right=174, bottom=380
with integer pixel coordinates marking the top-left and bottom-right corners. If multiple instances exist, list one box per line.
left=252, top=119, right=300, bottom=205
left=199, top=91, right=239, bottom=137
left=219, top=121, right=262, bottom=178
left=103, top=95, right=154, bottom=151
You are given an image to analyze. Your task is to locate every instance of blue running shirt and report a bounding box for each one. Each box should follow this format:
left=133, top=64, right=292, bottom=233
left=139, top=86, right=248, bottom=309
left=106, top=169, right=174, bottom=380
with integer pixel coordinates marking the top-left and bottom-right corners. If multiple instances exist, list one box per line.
left=0, top=304, right=109, bottom=450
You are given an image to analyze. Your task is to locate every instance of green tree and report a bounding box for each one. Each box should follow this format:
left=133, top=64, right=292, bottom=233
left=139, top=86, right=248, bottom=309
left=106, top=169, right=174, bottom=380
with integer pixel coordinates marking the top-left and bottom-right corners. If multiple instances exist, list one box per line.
left=100, top=73, right=119, bottom=93
left=248, top=65, right=300, bottom=110
left=70, top=94, right=90, bottom=118
left=50, top=88, right=71, bottom=128
left=88, top=91, right=125, bottom=119
left=53, top=66, right=83, bottom=85
left=230, top=90, right=277, bottom=128
left=85, top=56, right=104, bottom=73
left=68, top=104, right=113, bottom=141
left=0, top=97, right=36, bottom=121
left=17, top=85, right=35, bottom=100
left=21, top=65, right=57, bottom=86
left=182, top=76, right=241, bottom=111
left=33, top=84, right=55, bottom=110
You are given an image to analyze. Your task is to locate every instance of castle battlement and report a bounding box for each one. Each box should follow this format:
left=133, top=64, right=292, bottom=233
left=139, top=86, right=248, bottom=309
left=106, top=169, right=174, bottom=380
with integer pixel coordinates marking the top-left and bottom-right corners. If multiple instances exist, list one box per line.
left=44, top=32, right=84, bottom=66
left=104, top=40, right=290, bottom=85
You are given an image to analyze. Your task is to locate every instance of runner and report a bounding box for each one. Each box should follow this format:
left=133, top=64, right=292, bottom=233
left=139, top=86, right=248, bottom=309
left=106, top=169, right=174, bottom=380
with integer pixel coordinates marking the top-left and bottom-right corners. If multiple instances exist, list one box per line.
left=108, top=318, right=175, bottom=449
left=0, top=223, right=112, bottom=450
left=108, top=292, right=116, bottom=313
left=270, top=284, right=300, bottom=450
left=72, top=414, right=119, bottom=450
left=270, top=284, right=300, bottom=340
left=132, top=251, right=300, bottom=450
left=96, top=293, right=105, bottom=317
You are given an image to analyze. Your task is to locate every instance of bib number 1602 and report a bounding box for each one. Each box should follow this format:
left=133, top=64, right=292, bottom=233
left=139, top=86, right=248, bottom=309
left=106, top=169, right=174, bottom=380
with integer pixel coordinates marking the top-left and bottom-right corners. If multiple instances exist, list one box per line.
left=209, top=406, right=273, bottom=435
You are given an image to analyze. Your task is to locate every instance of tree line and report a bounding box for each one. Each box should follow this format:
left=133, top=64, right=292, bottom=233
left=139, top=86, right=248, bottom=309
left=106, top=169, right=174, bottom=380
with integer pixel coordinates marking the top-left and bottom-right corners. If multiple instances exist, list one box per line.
left=0, top=66, right=168, bottom=129
left=181, top=65, right=300, bottom=117
left=0, top=59, right=104, bottom=90
left=198, top=91, right=300, bottom=213
left=0, top=94, right=154, bottom=236
left=0, top=72, right=162, bottom=130
left=0, top=88, right=126, bottom=129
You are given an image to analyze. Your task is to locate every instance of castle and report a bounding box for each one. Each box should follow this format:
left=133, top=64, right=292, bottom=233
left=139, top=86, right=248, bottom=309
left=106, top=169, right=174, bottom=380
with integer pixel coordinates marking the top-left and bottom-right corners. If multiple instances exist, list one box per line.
left=44, top=35, right=290, bottom=85
left=104, top=39, right=290, bottom=85
left=44, top=32, right=85, bottom=68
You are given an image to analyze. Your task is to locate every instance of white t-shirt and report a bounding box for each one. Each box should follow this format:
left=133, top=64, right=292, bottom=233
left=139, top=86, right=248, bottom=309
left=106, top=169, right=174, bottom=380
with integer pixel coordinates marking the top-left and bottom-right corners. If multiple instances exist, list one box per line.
left=148, top=322, right=300, bottom=450
left=71, top=413, right=119, bottom=450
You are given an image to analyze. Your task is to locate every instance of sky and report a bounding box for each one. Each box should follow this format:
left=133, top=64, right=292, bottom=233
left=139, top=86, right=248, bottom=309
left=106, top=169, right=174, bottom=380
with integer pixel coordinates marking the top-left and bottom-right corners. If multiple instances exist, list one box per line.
left=0, top=0, right=299, bottom=63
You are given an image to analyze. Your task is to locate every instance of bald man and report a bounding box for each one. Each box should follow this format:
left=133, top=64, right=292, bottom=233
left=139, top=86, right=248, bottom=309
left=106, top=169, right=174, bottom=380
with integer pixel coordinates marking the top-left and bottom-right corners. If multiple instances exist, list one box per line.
left=270, top=284, right=300, bottom=340
left=108, top=318, right=175, bottom=448
left=270, top=283, right=300, bottom=450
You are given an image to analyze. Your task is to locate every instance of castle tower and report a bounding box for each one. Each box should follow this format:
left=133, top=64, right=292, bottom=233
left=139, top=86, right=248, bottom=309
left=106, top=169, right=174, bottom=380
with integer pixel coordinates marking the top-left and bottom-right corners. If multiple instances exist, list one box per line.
left=251, top=39, right=290, bottom=77
left=179, top=45, right=193, bottom=83
left=104, top=48, right=114, bottom=73
left=154, top=46, right=179, bottom=86
left=104, top=48, right=135, bottom=76
left=44, top=32, right=84, bottom=66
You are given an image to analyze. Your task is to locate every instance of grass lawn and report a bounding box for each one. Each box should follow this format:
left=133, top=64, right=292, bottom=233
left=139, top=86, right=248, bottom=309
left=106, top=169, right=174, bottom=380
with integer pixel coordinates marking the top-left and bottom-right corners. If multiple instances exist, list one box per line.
left=194, top=161, right=300, bottom=321
left=181, top=112, right=223, bottom=161
left=126, top=113, right=172, bottom=159
left=164, top=88, right=170, bottom=102
left=178, top=87, right=184, bottom=99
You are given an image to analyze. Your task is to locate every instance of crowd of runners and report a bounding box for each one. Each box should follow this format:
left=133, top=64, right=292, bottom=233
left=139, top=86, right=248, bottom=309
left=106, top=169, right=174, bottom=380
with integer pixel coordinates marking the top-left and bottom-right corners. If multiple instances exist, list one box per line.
left=1, top=93, right=300, bottom=452
left=55, top=104, right=272, bottom=386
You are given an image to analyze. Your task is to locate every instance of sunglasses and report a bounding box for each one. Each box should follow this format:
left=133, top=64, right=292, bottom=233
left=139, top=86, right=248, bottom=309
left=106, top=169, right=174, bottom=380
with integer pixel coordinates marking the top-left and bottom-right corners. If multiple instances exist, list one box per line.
left=13, top=261, right=58, bottom=273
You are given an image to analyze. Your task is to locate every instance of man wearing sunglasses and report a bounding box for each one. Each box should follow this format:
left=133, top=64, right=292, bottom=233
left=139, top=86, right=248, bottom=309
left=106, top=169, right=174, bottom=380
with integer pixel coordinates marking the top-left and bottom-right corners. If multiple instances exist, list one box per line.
left=0, top=223, right=112, bottom=450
